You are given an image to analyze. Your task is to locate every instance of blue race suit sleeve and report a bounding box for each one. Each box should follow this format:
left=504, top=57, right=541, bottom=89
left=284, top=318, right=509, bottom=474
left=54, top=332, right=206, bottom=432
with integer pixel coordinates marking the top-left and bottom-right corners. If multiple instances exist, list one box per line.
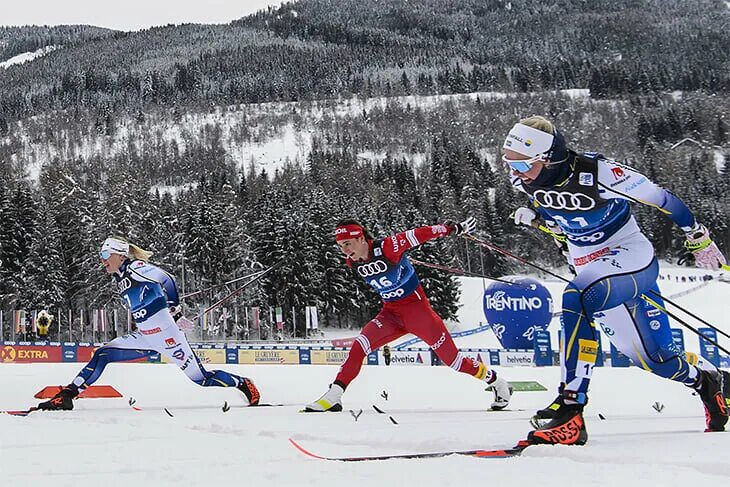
left=596, top=159, right=697, bottom=231
left=128, top=261, right=180, bottom=307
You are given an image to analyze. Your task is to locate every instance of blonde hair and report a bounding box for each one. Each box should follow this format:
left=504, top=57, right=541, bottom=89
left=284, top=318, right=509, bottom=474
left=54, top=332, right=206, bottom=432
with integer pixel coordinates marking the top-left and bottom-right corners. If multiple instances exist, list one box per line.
left=519, top=115, right=555, bottom=134
left=129, top=243, right=153, bottom=262
left=111, top=236, right=153, bottom=262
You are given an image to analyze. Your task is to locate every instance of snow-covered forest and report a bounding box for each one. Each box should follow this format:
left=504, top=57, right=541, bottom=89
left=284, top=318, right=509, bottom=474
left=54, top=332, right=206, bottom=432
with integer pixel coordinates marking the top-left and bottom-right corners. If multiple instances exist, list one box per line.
left=1, top=0, right=729, bottom=337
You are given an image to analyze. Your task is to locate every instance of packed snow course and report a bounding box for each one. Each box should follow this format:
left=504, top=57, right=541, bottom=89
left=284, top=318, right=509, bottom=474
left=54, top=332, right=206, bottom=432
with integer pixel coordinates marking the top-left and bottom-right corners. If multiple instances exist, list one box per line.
left=1, top=264, right=728, bottom=486
left=2, top=363, right=729, bottom=486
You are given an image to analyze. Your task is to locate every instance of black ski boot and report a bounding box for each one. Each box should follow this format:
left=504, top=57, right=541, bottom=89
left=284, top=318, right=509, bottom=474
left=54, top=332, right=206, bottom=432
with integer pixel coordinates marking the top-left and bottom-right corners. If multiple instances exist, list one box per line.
left=693, top=370, right=729, bottom=432
left=37, top=385, right=78, bottom=411
left=530, top=384, right=589, bottom=429
left=528, top=400, right=588, bottom=446
left=238, top=377, right=260, bottom=406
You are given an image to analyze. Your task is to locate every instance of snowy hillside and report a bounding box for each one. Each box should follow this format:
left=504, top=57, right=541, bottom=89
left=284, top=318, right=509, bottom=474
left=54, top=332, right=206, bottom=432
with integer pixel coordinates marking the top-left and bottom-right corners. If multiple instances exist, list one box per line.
left=0, top=45, right=57, bottom=69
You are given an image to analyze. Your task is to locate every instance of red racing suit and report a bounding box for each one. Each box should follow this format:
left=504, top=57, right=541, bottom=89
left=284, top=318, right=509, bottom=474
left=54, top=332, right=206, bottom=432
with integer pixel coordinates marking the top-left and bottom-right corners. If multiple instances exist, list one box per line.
left=334, top=224, right=485, bottom=388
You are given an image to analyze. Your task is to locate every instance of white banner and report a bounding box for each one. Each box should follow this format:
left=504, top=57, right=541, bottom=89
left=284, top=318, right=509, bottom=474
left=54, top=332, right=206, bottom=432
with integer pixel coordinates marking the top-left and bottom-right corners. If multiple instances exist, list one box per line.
left=306, top=306, right=319, bottom=330
left=498, top=350, right=534, bottom=367
left=387, top=350, right=429, bottom=366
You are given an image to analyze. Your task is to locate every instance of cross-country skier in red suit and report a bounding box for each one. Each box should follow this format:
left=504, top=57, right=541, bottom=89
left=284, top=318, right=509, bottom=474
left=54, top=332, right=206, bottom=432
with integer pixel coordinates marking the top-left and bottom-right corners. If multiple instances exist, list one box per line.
left=304, top=218, right=512, bottom=412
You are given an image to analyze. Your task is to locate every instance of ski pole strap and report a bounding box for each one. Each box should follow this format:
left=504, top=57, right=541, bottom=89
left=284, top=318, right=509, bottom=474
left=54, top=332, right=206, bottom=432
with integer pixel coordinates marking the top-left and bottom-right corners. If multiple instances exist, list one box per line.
left=536, top=224, right=567, bottom=243
left=683, top=238, right=712, bottom=253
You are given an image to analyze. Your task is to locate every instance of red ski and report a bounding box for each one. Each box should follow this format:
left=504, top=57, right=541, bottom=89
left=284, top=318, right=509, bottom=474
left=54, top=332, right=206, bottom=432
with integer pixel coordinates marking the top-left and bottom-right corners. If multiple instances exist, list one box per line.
left=289, top=438, right=530, bottom=461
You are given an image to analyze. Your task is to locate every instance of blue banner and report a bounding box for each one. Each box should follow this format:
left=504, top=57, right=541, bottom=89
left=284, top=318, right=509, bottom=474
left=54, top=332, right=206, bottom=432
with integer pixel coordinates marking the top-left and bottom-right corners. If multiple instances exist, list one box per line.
left=698, top=327, right=719, bottom=367
left=483, top=276, right=552, bottom=349
left=671, top=328, right=685, bottom=352
left=62, top=343, right=77, bottom=362
left=610, top=342, right=631, bottom=367
left=299, top=348, right=312, bottom=365
left=533, top=330, right=552, bottom=366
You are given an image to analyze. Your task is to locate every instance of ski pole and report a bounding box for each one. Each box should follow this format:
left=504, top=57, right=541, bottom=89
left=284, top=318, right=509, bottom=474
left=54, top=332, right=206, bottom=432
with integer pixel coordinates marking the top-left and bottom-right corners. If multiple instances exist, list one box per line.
left=461, top=233, right=568, bottom=282
left=202, top=261, right=284, bottom=316
left=463, top=233, right=730, bottom=354
left=181, top=268, right=269, bottom=299
left=409, top=258, right=530, bottom=287
left=640, top=294, right=730, bottom=355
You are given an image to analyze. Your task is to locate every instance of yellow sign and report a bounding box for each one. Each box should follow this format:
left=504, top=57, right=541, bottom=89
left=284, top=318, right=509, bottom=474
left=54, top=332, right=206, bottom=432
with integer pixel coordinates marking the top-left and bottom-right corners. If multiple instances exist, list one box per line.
left=1, top=346, right=17, bottom=362
left=194, top=348, right=226, bottom=364
left=161, top=348, right=226, bottom=364
left=310, top=349, right=366, bottom=365
left=238, top=349, right=300, bottom=365
left=577, top=339, right=598, bottom=363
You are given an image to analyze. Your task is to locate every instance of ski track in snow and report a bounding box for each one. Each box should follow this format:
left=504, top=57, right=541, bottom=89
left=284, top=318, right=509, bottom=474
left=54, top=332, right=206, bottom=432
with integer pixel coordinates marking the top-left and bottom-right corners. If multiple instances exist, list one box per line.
left=2, top=362, right=729, bottom=486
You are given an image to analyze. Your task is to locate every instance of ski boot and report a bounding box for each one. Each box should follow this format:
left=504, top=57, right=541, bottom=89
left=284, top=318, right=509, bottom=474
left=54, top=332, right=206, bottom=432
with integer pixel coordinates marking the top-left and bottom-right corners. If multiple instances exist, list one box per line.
left=304, top=383, right=344, bottom=412
left=37, top=385, right=78, bottom=411
left=238, top=377, right=260, bottom=406
left=693, top=369, right=729, bottom=432
left=487, top=373, right=513, bottom=411
left=530, top=384, right=589, bottom=428
left=528, top=390, right=588, bottom=445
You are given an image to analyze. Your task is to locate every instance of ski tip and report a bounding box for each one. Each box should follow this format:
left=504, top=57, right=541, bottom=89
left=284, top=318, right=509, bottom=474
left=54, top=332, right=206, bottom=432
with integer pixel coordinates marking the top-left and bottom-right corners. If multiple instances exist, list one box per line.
left=289, top=438, right=326, bottom=460
left=1, top=410, right=31, bottom=416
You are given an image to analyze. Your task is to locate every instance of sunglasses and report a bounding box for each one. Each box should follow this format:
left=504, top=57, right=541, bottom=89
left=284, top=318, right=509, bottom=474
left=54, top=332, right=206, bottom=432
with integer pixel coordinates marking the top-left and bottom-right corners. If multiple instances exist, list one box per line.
left=502, top=154, right=545, bottom=173
left=99, top=249, right=113, bottom=260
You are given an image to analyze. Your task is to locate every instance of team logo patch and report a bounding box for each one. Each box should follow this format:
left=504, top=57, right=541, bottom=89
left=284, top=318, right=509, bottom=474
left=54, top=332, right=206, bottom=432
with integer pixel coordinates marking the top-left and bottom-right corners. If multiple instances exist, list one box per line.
left=611, top=167, right=625, bottom=179
left=649, top=320, right=661, bottom=331
left=579, top=172, right=594, bottom=186
left=165, top=337, right=176, bottom=347
left=533, top=190, right=596, bottom=211
left=357, top=260, right=388, bottom=277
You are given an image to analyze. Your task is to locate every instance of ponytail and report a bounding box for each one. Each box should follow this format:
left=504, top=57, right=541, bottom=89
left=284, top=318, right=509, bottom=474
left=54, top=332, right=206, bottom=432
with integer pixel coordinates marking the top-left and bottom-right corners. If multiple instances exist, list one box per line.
left=128, top=243, right=153, bottom=262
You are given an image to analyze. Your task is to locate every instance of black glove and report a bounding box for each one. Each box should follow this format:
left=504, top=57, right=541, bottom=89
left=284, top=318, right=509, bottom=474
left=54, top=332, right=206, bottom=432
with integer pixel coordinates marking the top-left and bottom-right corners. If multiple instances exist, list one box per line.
left=445, top=216, right=477, bottom=236
left=169, top=305, right=183, bottom=322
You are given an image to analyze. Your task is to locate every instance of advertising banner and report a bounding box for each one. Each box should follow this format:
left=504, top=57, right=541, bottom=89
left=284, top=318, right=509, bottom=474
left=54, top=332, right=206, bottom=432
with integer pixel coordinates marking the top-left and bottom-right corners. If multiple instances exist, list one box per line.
left=192, top=348, right=226, bottom=364
left=0, top=344, right=63, bottom=363
left=498, top=350, right=535, bottom=367
left=698, top=327, right=719, bottom=367
left=387, top=350, right=429, bottom=366
left=483, top=276, right=552, bottom=349
left=238, top=348, right=300, bottom=365
left=309, top=349, right=369, bottom=365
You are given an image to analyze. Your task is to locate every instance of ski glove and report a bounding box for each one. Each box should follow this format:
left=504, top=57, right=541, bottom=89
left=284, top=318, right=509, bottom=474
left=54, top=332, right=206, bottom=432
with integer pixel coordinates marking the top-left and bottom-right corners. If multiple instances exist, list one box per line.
left=684, top=223, right=727, bottom=270
left=446, top=216, right=477, bottom=236
left=513, top=207, right=538, bottom=227
left=169, top=305, right=184, bottom=322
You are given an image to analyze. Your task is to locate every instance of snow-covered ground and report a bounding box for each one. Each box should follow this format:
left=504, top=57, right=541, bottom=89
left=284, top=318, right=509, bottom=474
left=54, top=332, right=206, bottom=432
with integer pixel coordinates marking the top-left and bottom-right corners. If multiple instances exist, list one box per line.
left=1, top=362, right=728, bottom=486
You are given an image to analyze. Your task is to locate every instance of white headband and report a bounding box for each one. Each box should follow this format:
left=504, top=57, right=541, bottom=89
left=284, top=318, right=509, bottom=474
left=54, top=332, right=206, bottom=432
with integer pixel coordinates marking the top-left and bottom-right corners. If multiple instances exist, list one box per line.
left=502, top=123, right=555, bottom=158
left=101, top=237, right=129, bottom=257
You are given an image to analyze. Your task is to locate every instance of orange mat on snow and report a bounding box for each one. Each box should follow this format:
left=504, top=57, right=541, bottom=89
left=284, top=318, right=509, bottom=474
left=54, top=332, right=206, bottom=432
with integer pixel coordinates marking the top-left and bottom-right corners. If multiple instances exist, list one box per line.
left=34, top=385, right=122, bottom=399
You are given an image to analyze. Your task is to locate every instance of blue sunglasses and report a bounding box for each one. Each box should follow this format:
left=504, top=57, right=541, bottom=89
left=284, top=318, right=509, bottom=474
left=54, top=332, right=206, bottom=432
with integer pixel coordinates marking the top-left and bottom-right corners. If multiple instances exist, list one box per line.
left=502, top=154, right=545, bottom=173
left=99, top=249, right=113, bottom=260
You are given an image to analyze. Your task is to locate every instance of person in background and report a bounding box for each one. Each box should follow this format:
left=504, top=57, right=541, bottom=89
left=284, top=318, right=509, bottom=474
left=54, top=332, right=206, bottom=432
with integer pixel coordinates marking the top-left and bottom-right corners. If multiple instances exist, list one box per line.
left=382, top=344, right=392, bottom=366
left=505, top=115, right=729, bottom=445
left=304, top=219, right=512, bottom=412
left=37, top=237, right=260, bottom=410
left=36, top=310, right=52, bottom=341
